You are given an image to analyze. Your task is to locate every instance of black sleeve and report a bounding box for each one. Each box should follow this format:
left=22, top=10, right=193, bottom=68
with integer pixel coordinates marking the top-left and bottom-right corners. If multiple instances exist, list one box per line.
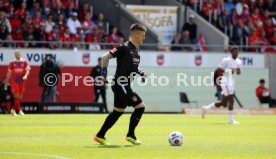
left=109, top=45, right=127, bottom=58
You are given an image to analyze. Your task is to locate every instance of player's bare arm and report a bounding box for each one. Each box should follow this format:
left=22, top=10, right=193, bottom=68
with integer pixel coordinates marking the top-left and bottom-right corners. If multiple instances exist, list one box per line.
left=101, top=52, right=113, bottom=69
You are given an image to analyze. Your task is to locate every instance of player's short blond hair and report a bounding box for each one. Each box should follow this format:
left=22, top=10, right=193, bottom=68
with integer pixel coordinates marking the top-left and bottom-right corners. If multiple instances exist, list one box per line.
left=130, top=23, right=147, bottom=35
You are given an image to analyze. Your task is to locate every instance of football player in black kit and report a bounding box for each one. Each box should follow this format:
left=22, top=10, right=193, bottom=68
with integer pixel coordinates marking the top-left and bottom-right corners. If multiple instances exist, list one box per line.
left=93, top=23, right=147, bottom=145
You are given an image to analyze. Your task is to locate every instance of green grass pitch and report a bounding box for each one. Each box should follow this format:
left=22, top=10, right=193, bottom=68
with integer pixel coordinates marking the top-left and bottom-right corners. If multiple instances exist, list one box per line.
left=0, top=114, right=276, bottom=159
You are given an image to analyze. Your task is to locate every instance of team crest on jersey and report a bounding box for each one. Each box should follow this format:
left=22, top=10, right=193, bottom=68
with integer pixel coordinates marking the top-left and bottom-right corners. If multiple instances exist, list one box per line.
left=82, top=53, right=90, bottom=65
left=156, top=54, right=164, bottom=66
left=194, top=55, right=202, bottom=66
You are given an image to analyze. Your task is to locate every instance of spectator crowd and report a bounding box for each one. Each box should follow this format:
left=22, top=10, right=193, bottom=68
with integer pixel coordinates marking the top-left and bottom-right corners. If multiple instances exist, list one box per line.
left=0, top=0, right=124, bottom=50
left=182, top=0, right=276, bottom=53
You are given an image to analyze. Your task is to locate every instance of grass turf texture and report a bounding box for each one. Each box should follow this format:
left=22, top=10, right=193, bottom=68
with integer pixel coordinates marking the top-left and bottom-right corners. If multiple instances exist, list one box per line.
left=0, top=114, right=276, bottom=159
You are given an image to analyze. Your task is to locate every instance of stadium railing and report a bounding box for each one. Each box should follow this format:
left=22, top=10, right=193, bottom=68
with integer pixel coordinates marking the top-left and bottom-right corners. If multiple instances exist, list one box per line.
left=0, top=40, right=275, bottom=53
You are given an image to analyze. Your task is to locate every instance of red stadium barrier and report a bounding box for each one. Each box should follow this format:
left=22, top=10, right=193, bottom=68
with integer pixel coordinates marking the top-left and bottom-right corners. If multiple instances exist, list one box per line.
left=0, top=66, right=94, bottom=103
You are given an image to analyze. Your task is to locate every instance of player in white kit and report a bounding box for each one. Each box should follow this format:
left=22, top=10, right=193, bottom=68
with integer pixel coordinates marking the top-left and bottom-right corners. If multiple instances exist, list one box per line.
left=201, top=46, right=241, bottom=124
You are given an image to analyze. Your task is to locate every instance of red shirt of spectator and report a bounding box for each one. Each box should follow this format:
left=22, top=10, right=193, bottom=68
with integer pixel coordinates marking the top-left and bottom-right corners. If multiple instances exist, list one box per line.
left=60, top=35, right=72, bottom=48
left=15, top=2, right=27, bottom=19
left=250, top=8, right=262, bottom=25
left=32, top=12, right=44, bottom=27
left=70, top=34, right=79, bottom=42
left=60, top=0, right=78, bottom=9
left=239, top=7, right=250, bottom=24
left=202, top=1, right=215, bottom=17
left=82, top=13, right=97, bottom=32
left=78, top=3, right=90, bottom=21
left=248, top=31, right=262, bottom=51
left=256, top=82, right=271, bottom=99
left=47, top=27, right=61, bottom=41
left=60, top=32, right=72, bottom=42
left=60, top=27, right=73, bottom=48
left=12, top=28, right=24, bottom=47
left=55, top=13, right=65, bottom=33
left=9, top=14, right=22, bottom=31
left=264, top=21, right=274, bottom=39
left=108, top=27, right=119, bottom=43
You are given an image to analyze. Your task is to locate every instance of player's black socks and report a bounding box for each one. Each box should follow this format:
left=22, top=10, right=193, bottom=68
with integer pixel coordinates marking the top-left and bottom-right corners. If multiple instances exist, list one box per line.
left=96, top=110, right=123, bottom=138
left=127, top=107, right=145, bottom=139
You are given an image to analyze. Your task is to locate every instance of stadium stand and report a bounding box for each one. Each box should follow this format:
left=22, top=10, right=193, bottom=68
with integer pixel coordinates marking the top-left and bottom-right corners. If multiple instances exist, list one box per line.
left=178, top=0, right=276, bottom=53
left=0, top=0, right=125, bottom=50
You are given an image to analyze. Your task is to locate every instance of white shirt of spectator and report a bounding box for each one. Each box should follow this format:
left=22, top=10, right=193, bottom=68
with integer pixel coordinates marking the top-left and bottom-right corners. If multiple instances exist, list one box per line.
left=0, top=18, right=12, bottom=33
left=45, top=21, right=56, bottom=33
left=67, top=17, right=81, bottom=34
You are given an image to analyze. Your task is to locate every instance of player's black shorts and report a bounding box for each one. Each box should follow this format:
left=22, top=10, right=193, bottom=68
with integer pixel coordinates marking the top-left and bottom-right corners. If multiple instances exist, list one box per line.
left=111, top=84, right=142, bottom=109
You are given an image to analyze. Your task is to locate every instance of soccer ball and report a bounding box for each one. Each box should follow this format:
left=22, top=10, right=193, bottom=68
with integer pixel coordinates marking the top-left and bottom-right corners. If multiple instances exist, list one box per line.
left=168, top=131, right=184, bottom=146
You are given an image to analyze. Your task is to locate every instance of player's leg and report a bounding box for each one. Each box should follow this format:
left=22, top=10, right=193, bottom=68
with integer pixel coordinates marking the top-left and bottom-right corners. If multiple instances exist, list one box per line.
left=227, top=94, right=239, bottom=124
left=201, top=96, right=228, bottom=118
left=94, top=107, right=124, bottom=145
left=94, top=86, right=126, bottom=145
left=224, top=80, right=239, bottom=124
left=121, top=89, right=144, bottom=145
left=126, top=101, right=144, bottom=145
left=16, top=83, right=25, bottom=115
left=201, top=83, right=230, bottom=119
left=10, top=83, right=19, bottom=116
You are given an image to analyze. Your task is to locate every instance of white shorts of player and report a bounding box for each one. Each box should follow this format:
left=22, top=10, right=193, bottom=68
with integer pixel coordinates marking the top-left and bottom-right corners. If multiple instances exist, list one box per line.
left=220, top=77, right=235, bottom=96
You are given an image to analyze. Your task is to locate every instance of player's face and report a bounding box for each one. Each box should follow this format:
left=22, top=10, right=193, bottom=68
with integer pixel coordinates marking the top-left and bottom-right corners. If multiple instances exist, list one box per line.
left=231, top=49, right=239, bottom=59
left=14, top=50, right=21, bottom=60
left=135, top=31, right=146, bottom=45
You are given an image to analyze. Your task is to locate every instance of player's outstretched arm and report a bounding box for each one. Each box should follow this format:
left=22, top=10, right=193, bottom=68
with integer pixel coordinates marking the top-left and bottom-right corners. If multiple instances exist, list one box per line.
left=100, top=52, right=113, bottom=78
left=101, top=52, right=113, bottom=68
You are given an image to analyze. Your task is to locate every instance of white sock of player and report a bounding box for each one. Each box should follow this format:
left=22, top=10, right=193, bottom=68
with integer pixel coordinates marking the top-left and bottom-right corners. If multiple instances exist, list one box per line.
left=204, top=103, right=215, bottom=110
left=229, top=110, right=234, bottom=122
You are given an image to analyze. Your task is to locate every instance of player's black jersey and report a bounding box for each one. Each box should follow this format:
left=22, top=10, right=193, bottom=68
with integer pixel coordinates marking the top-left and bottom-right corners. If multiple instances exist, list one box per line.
left=109, top=41, right=140, bottom=85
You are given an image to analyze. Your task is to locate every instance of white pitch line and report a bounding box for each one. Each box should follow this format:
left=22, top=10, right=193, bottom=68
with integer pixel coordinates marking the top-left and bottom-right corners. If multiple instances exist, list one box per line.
left=0, top=151, right=70, bottom=159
